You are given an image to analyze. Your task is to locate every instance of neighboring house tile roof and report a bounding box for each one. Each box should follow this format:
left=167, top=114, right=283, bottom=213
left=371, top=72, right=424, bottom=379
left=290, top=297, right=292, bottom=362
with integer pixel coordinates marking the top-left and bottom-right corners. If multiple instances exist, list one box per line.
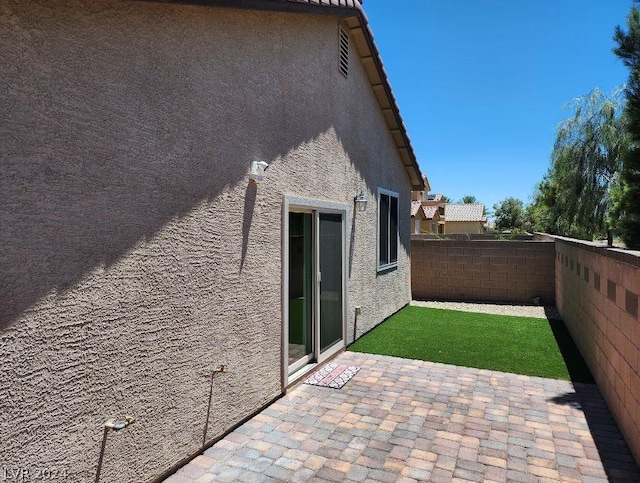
left=445, top=203, right=485, bottom=222
left=422, top=205, right=438, bottom=220
left=199, top=0, right=423, bottom=189
left=427, top=193, right=443, bottom=202
left=422, top=175, right=431, bottom=192
left=411, top=203, right=438, bottom=220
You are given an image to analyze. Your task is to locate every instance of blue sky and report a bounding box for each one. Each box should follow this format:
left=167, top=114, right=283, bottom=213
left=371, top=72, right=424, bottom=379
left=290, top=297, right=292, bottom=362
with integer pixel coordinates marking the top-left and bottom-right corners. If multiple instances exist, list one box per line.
left=363, top=1, right=633, bottom=214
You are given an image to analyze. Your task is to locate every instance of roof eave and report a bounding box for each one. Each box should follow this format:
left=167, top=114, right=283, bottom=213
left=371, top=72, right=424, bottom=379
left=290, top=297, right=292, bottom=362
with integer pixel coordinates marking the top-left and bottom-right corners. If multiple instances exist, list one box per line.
left=342, top=11, right=424, bottom=190
left=145, top=0, right=361, bottom=16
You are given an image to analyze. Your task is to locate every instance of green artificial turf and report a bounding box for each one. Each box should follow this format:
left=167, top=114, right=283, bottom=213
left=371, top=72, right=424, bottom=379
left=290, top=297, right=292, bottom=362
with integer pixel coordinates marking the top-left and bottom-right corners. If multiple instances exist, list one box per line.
left=349, top=306, right=592, bottom=381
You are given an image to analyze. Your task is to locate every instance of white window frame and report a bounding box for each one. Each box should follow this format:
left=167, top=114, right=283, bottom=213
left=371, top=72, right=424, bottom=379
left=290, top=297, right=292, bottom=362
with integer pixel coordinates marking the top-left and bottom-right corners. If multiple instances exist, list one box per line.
left=377, top=188, right=399, bottom=272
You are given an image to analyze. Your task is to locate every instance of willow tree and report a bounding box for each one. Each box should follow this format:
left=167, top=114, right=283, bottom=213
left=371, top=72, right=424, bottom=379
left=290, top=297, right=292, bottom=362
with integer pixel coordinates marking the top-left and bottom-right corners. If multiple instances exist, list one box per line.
left=534, top=88, right=628, bottom=240
left=614, top=4, right=640, bottom=249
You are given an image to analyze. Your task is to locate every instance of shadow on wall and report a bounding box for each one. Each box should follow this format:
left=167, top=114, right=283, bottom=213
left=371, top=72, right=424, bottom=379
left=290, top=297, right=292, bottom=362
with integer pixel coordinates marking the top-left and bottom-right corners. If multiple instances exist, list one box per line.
left=240, top=182, right=258, bottom=273
left=0, top=3, right=411, bottom=330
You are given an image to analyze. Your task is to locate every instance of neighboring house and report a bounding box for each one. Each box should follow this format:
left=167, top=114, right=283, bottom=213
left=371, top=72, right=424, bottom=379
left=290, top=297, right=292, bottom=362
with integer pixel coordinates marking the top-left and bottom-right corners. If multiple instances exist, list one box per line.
left=410, top=183, right=446, bottom=234
left=411, top=203, right=441, bottom=234
left=444, top=203, right=487, bottom=234
left=411, top=201, right=427, bottom=234
left=424, top=193, right=446, bottom=218
left=410, top=175, right=432, bottom=203
left=410, top=176, right=431, bottom=234
left=422, top=205, right=443, bottom=234
left=0, top=1, right=423, bottom=481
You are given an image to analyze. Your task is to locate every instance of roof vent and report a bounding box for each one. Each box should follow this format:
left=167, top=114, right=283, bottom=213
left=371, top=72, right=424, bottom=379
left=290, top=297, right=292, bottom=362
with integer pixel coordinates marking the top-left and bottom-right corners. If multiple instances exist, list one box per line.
left=339, top=26, right=349, bottom=77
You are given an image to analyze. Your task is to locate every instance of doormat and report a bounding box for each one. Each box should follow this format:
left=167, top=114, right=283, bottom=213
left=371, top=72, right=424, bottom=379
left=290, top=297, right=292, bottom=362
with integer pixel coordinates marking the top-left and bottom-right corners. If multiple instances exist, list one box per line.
left=304, top=363, right=360, bottom=389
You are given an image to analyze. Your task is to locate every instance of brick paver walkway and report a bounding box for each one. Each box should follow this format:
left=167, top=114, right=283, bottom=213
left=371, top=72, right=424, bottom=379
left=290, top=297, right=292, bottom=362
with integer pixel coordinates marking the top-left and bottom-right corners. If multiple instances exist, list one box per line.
left=166, top=352, right=640, bottom=482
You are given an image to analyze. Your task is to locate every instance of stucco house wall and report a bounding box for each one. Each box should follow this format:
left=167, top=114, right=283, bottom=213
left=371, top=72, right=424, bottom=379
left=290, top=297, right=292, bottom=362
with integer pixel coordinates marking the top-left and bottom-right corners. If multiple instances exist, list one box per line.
left=445, top=221, right=484, bottom=235
left=1, top=1, right=414, bottom=481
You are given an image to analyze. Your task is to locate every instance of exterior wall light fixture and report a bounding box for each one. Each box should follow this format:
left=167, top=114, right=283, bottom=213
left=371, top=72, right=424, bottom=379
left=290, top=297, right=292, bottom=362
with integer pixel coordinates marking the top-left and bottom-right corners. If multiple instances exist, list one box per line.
left=250, top=160, right=269, bottom=182
left=354, top=190, right=368, bottom=212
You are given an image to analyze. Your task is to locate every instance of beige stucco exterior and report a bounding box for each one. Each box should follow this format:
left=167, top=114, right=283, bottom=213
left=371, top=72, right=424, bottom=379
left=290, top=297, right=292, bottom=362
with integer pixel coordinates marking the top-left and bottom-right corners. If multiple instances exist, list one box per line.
left=0, top=1, right=414, bottom=481
left=444, top=221, right=485, bottom=235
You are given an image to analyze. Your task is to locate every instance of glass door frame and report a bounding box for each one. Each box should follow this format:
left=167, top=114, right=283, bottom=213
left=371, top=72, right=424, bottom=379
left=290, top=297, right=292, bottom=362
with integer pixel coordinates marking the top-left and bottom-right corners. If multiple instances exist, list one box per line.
left=287, top=209, right=315, bottom=375
left=282, top=196, right=349, bottom=387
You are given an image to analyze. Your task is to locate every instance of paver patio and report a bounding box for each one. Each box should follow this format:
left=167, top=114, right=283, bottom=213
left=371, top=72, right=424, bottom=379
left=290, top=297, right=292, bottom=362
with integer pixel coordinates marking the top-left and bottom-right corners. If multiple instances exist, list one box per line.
left=166, top=351, right=640, bottom=482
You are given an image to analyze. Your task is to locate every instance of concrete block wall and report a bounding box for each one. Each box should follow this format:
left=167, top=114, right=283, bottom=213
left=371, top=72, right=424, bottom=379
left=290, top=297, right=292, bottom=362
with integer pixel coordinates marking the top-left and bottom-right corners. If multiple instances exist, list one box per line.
left=411, top=238, right=555, bottom=304
left=554, top=237, right=640, bottom=464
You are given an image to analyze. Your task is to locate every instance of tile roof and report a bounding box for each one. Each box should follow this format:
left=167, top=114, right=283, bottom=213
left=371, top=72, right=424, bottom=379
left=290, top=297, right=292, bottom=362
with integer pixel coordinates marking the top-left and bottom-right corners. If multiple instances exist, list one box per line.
left=428, top=194, right=443, bottom=202
left=411, top=201, right=422, bottom=217
left=445, top=203, right=485, bottom=222
left=422, top=205, right=438, bottom=219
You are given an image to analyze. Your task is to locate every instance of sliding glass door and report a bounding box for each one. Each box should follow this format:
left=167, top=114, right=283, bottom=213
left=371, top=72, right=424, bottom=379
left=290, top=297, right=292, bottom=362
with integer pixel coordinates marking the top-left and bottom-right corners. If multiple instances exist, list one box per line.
left=286, top=207, right=345, bottom=378
left=319, top=213, right=343, bottom=352
left=288, top=212, right=313, bottom=372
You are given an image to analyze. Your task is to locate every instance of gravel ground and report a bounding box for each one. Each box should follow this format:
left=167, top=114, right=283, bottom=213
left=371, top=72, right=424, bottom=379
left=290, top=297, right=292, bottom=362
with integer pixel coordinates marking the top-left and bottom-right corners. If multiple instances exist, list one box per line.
left=411, top=300, right=561, bottom=319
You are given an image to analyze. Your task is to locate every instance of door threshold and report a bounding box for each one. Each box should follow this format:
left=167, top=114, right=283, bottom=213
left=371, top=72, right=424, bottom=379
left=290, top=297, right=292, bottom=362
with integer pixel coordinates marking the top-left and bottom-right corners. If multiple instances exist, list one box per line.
left=286, top=347, right=346, bottom=388
left=287, top=362, right=318, bottom=387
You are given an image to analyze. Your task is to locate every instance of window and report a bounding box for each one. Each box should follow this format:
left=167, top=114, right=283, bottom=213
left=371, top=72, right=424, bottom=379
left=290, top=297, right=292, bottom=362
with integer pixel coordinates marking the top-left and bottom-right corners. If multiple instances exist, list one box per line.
left=378, top=188, right=399, bottom=270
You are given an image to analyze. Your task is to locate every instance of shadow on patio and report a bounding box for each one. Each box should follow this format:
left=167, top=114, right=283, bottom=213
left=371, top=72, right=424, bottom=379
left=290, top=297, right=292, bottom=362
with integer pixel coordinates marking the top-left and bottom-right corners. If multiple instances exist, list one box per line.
left=165, top=350, right=640, bottom=482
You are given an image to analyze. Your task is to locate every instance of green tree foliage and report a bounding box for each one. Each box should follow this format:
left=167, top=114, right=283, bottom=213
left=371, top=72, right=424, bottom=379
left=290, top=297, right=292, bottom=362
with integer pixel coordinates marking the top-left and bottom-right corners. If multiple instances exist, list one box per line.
left=529, top=88, right=628, bottom=240
left=459, top=195, right=478, bottom=203
left=441, top=195, right=453, bottom=203
left=493, top=197, right=526, bottom=231
left=525, top=194, right=549, bottom=233
left=614, top=5, right=640, bottom=249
